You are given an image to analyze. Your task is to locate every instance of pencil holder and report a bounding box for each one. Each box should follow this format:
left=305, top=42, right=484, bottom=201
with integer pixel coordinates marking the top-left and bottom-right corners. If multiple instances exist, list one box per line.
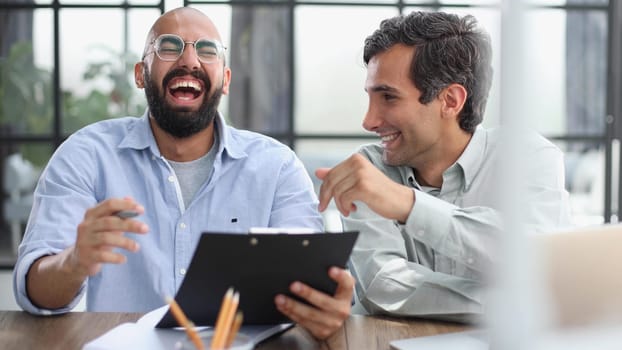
left=174, top=330, right=253, bottom=350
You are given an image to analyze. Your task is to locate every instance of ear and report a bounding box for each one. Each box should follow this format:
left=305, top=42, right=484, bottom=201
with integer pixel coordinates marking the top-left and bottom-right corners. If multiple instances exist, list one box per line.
left=440, top=83, right=467, bottom=120
left=221, top=66, right=232, bottom=95
left=134, top=62, right=145, bottom=89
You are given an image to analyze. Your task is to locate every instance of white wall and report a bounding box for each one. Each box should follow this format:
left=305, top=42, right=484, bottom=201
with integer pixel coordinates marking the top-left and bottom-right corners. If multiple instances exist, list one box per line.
left=0, top=270, right=19, bottom=310
left=0, top=270, right=86, bottom=311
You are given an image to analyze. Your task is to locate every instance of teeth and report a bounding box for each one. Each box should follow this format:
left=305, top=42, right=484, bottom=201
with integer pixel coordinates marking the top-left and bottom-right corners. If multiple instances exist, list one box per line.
left=170, top=80, right=202, bottom=91
left=381, top=133, right=399, bottom=142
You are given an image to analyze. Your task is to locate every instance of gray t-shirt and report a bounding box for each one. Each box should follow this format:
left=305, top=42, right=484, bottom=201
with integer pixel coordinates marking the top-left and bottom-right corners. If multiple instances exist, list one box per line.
left=167, top=134, right=218, bottom=209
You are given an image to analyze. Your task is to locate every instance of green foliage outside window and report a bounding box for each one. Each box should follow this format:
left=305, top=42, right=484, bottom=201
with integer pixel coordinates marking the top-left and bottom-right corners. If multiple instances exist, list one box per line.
left=0, top=41, right=146, bottom=167
left=0, top=42, right=53, bottom=137
left=64, top=44, right=146, bottom=134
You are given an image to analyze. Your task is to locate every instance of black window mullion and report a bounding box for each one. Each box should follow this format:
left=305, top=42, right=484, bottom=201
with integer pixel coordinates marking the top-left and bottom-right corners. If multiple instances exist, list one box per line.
left=608, top=0, right=622, bottom=221
left=52, top=0, right=62, bottom=148
left=287, top=0, right=295, bottom=149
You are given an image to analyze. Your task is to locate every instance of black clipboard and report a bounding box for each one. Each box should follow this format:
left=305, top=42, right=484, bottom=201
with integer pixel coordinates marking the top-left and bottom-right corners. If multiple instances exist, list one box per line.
left=156, top=231, right=359, bottom=328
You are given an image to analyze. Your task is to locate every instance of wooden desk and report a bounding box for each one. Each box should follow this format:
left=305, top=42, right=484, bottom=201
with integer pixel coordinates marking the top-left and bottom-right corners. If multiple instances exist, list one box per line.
left=0, top=311, right=469, bottom=350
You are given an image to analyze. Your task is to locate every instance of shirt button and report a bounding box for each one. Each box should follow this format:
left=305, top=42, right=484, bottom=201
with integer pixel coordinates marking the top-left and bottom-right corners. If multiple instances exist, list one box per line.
left=416, top=230, right=425, bottom=237
left=467, top=258, right=474, bottom=265
left=180, top=268, right=186, bottom=275
left=168, top=175, right=175, bottom=182
left=180, top=223, right=186, bottom=229
left=152, top=155, right=156, bottom=160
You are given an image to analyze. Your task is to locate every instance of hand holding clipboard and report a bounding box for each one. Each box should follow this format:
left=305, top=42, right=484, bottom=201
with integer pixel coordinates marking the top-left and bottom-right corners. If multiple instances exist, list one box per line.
left=157, top=231, right=359, bottom=328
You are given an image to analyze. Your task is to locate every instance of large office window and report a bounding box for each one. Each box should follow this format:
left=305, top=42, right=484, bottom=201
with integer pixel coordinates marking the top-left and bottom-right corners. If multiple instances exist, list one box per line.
left=0, top=0, right=619, bottom=266
left=0, top=1, right=163, bottom=266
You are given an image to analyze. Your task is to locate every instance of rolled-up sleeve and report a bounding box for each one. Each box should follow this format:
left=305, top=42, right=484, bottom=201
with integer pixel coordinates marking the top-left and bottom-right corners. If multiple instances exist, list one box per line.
left=12, top=137, right=96, bottom=315
left=14, top=248, right=86, bottom=315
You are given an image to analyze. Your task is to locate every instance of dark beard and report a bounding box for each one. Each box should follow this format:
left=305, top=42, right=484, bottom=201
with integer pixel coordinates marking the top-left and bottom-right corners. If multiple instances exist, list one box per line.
left=143, top=66, right=222, bottom=138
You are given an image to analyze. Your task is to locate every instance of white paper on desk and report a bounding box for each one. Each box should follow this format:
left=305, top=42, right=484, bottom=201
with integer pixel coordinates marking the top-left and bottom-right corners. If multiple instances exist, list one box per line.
left=83, top=305, right=293, bottom=350
left=390, top=330, right=488, bottom=350
left=136, top=305, right=169, bottom=327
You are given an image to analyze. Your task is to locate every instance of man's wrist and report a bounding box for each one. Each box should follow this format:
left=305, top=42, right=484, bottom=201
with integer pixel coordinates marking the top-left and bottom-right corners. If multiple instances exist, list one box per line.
left=59, top=247, right=89, bottom=281
left=396, top=187, right=416, bottom=224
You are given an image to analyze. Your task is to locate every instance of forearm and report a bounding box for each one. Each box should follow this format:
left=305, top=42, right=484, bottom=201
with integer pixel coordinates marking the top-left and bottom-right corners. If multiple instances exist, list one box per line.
left=404, top=190, right=502, bottom=269
left=353, top=257, right=484, bottom=320
left=26, top=247, right=87, bottom=310
left=345, top=202, right=486, bottom=319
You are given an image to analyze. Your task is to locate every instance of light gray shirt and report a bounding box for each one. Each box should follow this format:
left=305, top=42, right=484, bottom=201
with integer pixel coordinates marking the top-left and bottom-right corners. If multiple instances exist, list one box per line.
left=168, top=132, right=218, bottom=209
left=344, top=126, right=572, bottom=322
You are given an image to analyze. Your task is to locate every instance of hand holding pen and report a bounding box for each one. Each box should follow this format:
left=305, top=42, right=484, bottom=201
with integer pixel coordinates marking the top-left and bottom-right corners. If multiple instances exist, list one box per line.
left=69, top=197, right=148, bottom=277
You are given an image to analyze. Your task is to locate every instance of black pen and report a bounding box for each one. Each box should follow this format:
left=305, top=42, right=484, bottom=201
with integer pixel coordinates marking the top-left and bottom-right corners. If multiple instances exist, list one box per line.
left=114, top=210, right=139, bottom=219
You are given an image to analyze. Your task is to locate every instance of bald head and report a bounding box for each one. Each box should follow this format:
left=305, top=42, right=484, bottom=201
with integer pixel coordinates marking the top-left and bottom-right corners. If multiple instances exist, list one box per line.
left=142, top=7, right=223, bottom=58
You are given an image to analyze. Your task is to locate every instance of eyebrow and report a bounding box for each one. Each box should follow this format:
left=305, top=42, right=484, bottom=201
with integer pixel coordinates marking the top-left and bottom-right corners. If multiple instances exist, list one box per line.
left=365, top=84, right=399, bottom=94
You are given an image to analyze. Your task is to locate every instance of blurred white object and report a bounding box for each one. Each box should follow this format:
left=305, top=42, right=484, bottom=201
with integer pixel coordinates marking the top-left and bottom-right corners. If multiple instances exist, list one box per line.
left=322, top=209, right=343, bottom=232
left=534, top=324, right=622, bottom=350
left=538, top=224, right=622, bottom=328
left=566, top=149, right=605, bottom=226
left=3, top=153, right=39, bottom=254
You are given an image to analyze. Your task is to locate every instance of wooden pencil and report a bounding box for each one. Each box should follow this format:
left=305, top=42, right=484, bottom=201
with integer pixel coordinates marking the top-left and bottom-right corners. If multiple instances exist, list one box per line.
left=165, top=296, right=205, bottom=350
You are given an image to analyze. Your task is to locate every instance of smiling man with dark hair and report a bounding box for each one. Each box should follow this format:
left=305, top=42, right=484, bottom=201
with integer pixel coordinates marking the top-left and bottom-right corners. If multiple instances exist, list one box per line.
left=316, top=11, right=572, bottom=323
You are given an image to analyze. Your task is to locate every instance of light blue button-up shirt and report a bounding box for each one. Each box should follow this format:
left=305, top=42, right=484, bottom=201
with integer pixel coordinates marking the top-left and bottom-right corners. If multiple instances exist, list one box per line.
left=13, top=111, right=323, bottom=314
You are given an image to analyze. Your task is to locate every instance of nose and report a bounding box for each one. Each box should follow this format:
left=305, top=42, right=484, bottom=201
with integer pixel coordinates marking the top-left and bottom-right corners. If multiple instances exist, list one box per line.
left=362, top=103, right=382, bottom=131
left=176, top=43, right=201, bottom=70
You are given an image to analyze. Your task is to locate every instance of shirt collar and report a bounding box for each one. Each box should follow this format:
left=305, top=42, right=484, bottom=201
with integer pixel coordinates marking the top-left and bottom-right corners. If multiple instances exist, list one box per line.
left=118, top=109, right=246, bottom=160
left=213, top=112, right=246, bottom=160
left=118, top=109, right=158, bottom=154
left=454, top=125, right=488, bottom=191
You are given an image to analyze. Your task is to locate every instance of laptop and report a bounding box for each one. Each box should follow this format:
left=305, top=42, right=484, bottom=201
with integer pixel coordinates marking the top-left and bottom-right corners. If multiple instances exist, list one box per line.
left=390, top=223, right=622, bottom=350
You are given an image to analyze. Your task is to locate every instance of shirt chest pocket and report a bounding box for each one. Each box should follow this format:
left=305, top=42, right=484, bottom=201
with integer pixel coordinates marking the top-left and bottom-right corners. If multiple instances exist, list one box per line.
left=193, top=201, right=270, bottom=233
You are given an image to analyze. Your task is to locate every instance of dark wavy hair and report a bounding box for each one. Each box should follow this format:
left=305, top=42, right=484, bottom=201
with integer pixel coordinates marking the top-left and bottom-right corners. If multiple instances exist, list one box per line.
left=363, top=11, right=493, bottom=133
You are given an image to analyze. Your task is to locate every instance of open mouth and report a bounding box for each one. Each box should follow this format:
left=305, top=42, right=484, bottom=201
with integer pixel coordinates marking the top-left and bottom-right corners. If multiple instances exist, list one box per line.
left=167, top=78, right=204, bottom=104
left=380, top=132, right=401, bottom=148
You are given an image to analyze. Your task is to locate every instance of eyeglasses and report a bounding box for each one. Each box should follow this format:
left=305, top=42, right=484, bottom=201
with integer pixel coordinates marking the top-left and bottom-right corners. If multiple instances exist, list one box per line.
left=143, top=34, right=227, bottom=64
